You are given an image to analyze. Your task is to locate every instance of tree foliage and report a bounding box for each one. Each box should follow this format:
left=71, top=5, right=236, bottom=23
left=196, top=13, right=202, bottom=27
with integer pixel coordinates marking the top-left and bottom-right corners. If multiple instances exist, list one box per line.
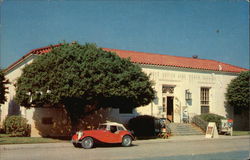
left=0, top=69, right=9, bottom=104
left=15, top=42, right=155, bottom=126
left=226, top=71, right=250, bottom=111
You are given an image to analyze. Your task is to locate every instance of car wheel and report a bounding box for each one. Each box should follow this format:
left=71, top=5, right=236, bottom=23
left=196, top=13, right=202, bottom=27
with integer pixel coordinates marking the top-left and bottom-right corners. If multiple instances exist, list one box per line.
left=122, top=135, right=132, bottom=147
left=81, top=137, right=94, bottom=149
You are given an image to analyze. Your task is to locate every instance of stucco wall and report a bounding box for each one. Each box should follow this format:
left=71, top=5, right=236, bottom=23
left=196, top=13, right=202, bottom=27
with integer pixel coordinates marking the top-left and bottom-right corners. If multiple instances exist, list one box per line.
left=0, top=56, right=35, bottom=126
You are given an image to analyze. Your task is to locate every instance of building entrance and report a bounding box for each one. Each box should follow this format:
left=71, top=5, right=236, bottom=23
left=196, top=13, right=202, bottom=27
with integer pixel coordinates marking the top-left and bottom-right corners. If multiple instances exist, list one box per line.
left=167, top=96, right=174, bottom=122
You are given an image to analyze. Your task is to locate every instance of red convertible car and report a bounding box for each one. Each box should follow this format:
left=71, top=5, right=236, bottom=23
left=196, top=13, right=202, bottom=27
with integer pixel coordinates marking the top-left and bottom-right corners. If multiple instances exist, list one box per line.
left=71, top=122, right=134, bottom=149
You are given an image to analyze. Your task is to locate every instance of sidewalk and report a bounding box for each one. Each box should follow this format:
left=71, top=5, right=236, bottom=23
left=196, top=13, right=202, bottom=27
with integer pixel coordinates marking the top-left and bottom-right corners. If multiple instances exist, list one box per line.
left=0, top=135, right=249, bottom=151
left=167, top=134, right=250, bottom=141
left=135, top=135, right=249, bottom=144
left=0, top=142, right=72, bottom=151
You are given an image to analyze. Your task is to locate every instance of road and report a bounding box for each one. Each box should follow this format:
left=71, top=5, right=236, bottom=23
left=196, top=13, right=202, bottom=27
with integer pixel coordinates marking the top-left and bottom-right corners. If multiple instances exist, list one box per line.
left=0, top=136, right=249, bottom=160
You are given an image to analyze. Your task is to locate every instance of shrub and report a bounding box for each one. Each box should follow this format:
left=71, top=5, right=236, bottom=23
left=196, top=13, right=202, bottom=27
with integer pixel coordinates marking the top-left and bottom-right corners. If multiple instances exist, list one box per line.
left=199, top=113, right=225, bottom=129
left=128, top=115, right=157, bottom=137
left=3, top=116, right=31, bottom=137
left=192, top=115, right=208, bottom=131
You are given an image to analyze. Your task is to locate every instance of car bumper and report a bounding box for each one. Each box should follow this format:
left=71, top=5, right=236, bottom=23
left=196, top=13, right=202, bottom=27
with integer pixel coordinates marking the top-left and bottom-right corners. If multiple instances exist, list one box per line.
left=71, top=139, right=81, bottom=144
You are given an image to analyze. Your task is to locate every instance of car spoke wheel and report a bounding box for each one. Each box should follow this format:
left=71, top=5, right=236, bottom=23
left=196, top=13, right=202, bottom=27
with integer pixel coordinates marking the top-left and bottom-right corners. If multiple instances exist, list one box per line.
left=122, top=135, right=132, bottom=147
left=81, top=137, right=94, bottom=149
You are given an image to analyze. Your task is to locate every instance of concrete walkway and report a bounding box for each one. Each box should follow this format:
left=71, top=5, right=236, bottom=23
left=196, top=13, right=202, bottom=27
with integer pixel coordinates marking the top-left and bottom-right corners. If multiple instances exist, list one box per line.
left=136, top=135, right=249, bottom=144
left=167, top=135, right=250, bottom=141
left=0, top=135, right=249, bottom=151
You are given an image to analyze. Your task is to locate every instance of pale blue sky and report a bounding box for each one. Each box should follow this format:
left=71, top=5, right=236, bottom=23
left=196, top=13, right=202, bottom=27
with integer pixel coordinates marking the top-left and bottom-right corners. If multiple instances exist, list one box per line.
left=0, top=0, right=249, bottom=69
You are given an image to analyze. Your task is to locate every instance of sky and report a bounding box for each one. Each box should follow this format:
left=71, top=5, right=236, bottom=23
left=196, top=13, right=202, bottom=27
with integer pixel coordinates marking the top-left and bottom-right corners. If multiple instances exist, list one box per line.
left=0, top=0, right=249, bottom=69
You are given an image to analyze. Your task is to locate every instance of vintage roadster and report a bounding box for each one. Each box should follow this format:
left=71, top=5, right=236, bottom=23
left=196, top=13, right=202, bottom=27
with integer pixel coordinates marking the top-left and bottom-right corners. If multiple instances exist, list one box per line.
left=71, top=122, right=134, bottom=149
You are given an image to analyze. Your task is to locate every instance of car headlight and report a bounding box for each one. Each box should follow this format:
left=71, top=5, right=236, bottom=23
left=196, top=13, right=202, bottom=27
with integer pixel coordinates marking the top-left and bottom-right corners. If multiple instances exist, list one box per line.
left=77, top=131, right=83, bottom=140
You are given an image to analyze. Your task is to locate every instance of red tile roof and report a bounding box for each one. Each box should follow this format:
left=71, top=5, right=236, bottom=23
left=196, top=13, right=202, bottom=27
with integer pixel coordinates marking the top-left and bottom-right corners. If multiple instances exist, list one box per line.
left=103, top=48, right=248, bottom=73
left=5, top=44, right=248, bottom=73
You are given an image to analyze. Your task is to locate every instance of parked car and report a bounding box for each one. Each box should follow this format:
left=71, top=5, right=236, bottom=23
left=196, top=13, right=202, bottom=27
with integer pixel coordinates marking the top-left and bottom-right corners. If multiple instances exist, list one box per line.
left=71, top=122, right=135, bottom=149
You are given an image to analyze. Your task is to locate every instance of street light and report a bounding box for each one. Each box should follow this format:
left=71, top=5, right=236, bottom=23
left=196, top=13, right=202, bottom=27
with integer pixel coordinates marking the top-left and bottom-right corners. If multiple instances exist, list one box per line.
left=185, top=89, right=192, bottom=100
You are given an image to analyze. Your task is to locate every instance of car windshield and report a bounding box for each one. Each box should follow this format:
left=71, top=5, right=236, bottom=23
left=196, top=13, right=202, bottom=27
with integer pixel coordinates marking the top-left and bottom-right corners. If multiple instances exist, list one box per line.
left=98, top=125, right=107, bottom=130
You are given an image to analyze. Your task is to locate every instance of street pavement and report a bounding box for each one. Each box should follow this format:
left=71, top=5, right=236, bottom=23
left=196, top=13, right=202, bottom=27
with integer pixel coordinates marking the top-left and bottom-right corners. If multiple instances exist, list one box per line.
left=0, top=135, right=249, bottom=160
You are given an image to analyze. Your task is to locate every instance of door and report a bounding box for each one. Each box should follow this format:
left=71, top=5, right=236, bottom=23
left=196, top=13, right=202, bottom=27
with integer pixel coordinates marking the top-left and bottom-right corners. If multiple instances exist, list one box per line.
left=106, top=125, right=121, bottom=143
left=167, top=96, right=174, bottom=122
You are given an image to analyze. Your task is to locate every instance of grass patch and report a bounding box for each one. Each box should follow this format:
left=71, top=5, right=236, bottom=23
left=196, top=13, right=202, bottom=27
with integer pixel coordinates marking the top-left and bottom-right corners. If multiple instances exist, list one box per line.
left=0, top=134, right=66, bottom=145
left=233, top=131, right=250, bottom=136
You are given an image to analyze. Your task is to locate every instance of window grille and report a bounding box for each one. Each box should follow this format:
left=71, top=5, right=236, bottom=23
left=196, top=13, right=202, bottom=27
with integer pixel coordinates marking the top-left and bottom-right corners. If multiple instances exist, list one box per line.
left=201, top=88, right=209, bottom=105
left=162, top=85, right=174, bottom=94
left=200, top=87, right=210, bottom=114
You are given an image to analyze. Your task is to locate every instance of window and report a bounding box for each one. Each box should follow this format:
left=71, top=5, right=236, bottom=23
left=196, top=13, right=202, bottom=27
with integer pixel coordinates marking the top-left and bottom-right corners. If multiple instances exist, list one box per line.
left=162, top=97, right=166, bottom=112
left=162, top=85, right=174, bottom=94
left=98, top=125, right=107, bottom=130
left=119, top=107, right=133, bottom=114
left=201, top=88, right=209, bottom=105
left=42, top=117, right=53, bottom=125
left=201, top=106, right=209, bottom=114
left=117, top=126, right=125, bottom=131
left=200, top=88, right=210, bottom=114
left=110, top=126, right=118, bottom=133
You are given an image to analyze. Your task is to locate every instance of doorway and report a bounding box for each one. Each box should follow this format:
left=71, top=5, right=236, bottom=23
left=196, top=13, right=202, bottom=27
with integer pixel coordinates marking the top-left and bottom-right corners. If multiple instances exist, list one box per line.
left=167, top=96, right=174, bottom=122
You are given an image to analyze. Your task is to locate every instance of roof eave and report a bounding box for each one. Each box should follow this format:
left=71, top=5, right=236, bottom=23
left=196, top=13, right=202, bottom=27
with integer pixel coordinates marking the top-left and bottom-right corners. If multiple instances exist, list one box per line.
left=138, top=63, right=244, bottom=74
left=4, top=52, right=35, bottom=74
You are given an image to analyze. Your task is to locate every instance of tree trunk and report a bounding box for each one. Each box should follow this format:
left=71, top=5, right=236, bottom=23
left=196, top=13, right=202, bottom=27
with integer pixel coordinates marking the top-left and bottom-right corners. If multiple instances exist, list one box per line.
left=63, top=98, right=100, bottom=135
left=63, top=99, right=85, bottom=135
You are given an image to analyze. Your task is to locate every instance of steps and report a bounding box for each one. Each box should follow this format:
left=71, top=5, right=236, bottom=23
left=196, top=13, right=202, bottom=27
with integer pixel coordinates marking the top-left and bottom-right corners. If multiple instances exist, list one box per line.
left=167, top=123, right=205, bottom=136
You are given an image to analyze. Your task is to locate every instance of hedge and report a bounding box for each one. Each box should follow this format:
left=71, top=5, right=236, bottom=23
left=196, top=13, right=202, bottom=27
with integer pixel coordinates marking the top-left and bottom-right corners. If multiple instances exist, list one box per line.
left=3, top=115, right=31, bottom=137
left=193, top=113, right=225, bottom=131
left=128, top=115, right=157, bottom=137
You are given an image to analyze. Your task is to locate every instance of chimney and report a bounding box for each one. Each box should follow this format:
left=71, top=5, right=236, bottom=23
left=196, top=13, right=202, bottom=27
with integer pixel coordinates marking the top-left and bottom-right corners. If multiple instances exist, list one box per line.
left=192, top=55, right=198, bottom=59
left=69, top=41, right=77, bottom=46
left=219, top=65, right=222, bottom=71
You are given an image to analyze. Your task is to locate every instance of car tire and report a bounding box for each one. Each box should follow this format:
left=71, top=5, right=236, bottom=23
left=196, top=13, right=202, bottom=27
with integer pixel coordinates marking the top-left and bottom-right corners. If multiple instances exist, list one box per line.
left=122, top=135, right=132, bottom=147
left=81, top=137, right=94, bottom=149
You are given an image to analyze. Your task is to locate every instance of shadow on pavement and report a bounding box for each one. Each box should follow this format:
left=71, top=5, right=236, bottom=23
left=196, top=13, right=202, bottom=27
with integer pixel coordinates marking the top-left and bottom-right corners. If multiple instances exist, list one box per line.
left=72, top=143, right=138, bottom=149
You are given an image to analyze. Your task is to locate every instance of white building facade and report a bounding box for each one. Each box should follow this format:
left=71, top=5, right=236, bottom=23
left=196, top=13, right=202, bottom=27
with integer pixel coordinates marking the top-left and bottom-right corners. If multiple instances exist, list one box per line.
left=0, top=45, right=248, bottom=136
left=117, top=64, right=239, bottom=124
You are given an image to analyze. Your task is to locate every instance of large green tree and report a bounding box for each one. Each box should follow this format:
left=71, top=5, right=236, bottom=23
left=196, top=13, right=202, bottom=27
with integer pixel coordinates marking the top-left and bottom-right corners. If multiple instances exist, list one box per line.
left=0, top=69, right=9, bottom=104
left=226, top=71, right=250, bottom=113
left=15, top=42, right=155, bottom=129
